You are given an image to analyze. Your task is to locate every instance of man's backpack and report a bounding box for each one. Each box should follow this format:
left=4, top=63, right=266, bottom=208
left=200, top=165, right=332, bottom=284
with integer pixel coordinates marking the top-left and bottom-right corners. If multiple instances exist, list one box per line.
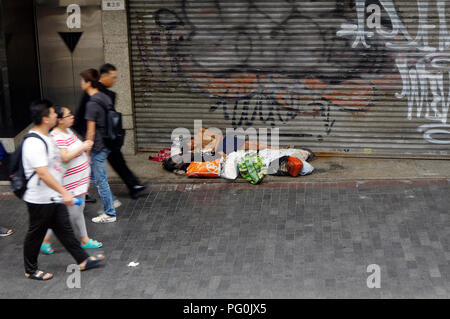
left=90, top=95, right=125, bottom=151
left=9, top=133, right=48, bottom=199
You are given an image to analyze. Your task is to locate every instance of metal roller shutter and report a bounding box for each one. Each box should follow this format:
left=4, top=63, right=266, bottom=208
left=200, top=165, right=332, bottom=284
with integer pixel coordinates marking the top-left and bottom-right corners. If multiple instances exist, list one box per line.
left=128, top=0, right=450, bottom=158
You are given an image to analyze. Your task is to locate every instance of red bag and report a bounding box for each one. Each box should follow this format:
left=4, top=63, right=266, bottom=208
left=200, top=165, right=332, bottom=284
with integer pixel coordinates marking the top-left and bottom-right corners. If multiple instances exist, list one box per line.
left=149, top=148, right=171, bottom=162
left=287, top=156, right=303, bottom=177
left=186, top=159, right=221, bottom=177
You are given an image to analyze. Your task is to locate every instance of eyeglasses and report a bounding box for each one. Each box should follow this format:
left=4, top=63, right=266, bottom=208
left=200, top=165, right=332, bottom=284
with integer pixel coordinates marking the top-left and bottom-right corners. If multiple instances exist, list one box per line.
left=62, top=113, right=74, bottom=119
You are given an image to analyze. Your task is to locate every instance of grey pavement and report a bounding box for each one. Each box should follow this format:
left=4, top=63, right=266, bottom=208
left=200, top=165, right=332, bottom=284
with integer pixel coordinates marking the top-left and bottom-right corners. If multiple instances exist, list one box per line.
left=0, top=178, right=449, bottom=299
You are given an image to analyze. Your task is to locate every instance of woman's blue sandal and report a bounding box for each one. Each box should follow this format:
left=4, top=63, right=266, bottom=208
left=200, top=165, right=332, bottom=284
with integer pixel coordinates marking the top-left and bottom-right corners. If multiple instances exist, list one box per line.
left=79, top=255, right=104, bottom=271
left=40, top=243, right=54, bottom=255
left=81, top=239, right=103, bottom=249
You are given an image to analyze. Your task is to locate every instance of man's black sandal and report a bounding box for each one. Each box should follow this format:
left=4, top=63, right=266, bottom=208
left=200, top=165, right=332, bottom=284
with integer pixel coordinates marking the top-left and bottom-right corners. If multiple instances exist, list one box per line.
left=0, top=227, right=13, bottom=237
left=80, top=255, right=104, bottom=271
left=25, top=270, right=53, bottom=281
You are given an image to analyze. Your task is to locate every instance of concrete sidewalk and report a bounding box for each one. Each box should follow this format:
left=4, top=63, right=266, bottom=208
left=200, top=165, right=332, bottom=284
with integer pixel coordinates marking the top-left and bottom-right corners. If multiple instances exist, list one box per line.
left=105, top=153, right=450, bottom=185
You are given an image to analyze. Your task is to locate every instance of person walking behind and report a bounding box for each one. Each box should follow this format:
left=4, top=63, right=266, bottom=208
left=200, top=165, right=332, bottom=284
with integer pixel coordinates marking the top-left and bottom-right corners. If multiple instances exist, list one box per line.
left=40, top=105, right=103, bottom=255
left=75, top=64, right=149, bottom=199
left=23, top=100, right=104, bottom=281
left=81, top=69, right=118, bottom=223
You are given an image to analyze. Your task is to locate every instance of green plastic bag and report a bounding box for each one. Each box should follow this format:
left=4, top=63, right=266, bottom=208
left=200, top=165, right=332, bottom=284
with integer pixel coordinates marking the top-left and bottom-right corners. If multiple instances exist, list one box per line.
left=238, top=153, right=266, bottom=185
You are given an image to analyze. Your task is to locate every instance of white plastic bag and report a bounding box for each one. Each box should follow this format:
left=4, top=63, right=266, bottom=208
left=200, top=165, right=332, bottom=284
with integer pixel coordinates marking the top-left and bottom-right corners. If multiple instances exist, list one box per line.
left=220, top=150, right=246, bottom=180
left=171, top=136, right=184, bottom=156
left=300, top=159, right=314, bottom=176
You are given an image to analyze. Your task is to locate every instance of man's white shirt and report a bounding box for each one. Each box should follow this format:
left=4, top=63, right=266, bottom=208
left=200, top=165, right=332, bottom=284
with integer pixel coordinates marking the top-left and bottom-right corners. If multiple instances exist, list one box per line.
left=22, top=130, right=63, bottom=204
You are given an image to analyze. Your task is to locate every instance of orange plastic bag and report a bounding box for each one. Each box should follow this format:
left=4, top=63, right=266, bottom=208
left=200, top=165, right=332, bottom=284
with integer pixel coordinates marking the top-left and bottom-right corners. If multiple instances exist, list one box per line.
left=287, top=156, right=303, bottom=177
left=186, top=158, right=221, bottom=177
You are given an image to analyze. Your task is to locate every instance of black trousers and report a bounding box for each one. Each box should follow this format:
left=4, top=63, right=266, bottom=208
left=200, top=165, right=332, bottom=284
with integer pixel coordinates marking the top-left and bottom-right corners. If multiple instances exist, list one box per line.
left=24, top=203, right=89, bottom=274
left=107, top=149, right=140, bottom=191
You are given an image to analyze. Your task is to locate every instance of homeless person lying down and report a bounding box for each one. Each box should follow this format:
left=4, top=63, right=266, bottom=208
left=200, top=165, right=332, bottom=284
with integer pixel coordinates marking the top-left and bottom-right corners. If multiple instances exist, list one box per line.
left=163, top=127, right=316, bottom=177
left=187, top=128, right=287, bottom=156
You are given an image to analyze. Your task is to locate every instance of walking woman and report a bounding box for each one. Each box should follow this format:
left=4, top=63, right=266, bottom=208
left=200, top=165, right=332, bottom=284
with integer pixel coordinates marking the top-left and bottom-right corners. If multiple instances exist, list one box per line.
left=40, top=105, right=102, bottom=254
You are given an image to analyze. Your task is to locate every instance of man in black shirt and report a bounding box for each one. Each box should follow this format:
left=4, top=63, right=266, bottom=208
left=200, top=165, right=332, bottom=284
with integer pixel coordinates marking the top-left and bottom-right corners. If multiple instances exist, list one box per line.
left=76, top=64, right=149, bottom=199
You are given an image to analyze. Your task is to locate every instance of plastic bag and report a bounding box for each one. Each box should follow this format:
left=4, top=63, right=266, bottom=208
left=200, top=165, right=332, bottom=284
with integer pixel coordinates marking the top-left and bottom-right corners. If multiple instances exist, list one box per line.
left=186, top=158, right=222, bottom=177
left=149, top=148, right=171, bottom=162
left=221, top=150, right=246, bottom=180
left=286, top=156, right=303, bottom=177
left=267, top=156, right=290, bottom=176
left=300, top=159, right=314, bottom=176
left=238, top=153, right=266, bottom=184
left=171, top=136, right=184, bottom=156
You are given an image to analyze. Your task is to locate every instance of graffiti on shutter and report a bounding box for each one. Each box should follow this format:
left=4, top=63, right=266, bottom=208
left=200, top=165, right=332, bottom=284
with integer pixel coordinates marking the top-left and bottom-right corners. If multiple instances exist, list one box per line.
left=131, top=0, right=450, bottom=152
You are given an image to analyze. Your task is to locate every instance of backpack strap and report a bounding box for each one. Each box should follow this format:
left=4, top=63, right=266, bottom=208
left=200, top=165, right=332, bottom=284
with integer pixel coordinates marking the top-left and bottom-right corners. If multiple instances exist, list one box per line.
left=23, top=133, right=49, bottom=183
left=90, top=95, right=111, bottom=112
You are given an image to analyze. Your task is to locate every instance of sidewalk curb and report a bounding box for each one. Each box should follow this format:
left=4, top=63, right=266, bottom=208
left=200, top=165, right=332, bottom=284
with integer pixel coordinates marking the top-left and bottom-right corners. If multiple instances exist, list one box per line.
left=2, top=177, right=450, bottom=187
left=107, top=176, right=450, bottom=186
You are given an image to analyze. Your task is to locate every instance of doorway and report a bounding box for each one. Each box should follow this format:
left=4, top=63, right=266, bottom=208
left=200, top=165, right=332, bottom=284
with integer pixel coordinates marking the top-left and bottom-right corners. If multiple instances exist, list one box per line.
left=35, top=0, right=104, bottom=111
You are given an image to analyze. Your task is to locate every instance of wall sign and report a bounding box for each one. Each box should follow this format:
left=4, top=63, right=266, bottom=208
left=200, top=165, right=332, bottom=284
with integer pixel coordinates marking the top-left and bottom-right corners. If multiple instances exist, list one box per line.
left=66, top=4, right=81, bottom=29
left=102, top=0, right=125, bottom=11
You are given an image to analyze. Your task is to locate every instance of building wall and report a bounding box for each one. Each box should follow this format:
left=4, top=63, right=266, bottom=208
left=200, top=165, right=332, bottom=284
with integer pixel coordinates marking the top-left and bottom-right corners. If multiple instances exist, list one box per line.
left=102, top=2, right=136, bottom=155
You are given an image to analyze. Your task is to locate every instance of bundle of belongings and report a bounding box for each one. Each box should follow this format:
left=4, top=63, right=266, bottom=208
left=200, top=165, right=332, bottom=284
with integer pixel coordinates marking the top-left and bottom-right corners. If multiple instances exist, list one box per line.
left=161, top=128, right=315, bottom=184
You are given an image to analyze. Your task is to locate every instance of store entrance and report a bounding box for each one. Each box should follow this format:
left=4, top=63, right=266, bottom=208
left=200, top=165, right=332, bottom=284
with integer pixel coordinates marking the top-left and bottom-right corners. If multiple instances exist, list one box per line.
left=0, top=0, right=40, bottom=137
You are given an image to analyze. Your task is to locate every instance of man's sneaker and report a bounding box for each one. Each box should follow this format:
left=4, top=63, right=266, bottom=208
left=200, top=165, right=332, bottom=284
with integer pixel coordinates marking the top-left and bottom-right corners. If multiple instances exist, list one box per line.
left=92, top=213, right=116, bottom=224
left=96, top=199, right=122, bottom=215
left=114, top=199, right=122, bottom=208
